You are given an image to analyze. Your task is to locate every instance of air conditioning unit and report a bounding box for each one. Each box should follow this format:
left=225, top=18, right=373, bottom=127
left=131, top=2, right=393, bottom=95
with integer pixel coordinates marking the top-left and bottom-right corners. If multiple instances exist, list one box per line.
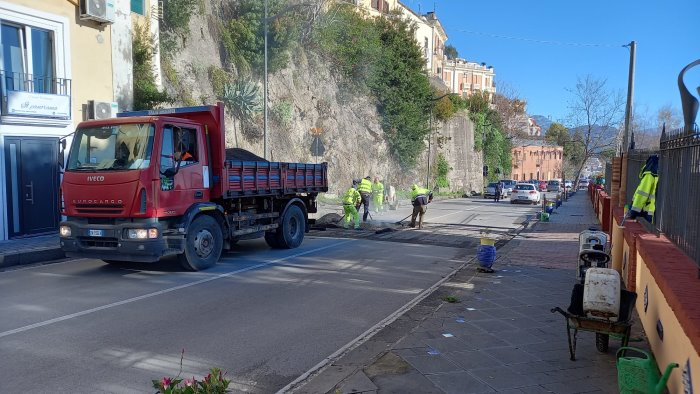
left=88, top=100, right=118, bottom=120
left=80, top=0, right=116, bottom=24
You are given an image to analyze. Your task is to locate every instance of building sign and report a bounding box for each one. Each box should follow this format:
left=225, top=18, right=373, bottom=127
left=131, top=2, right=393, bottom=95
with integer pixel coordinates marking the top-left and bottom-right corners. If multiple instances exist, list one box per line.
left=6, top=91, right=70, bottom=119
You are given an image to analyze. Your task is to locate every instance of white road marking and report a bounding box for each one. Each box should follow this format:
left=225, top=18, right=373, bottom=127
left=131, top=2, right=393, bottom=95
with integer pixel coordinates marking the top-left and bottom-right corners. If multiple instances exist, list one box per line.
left=427, top=207, right=477, bottom=221
left=0, top=240, right=353, bottom=339
left=279, top=257, right=474, bottom=394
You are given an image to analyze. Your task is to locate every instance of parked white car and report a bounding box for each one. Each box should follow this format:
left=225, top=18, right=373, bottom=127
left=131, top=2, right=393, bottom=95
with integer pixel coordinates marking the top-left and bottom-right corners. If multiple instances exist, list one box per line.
left=578, top=179, right=590, bottom=190
left=510, top=183, right=541, bottom=205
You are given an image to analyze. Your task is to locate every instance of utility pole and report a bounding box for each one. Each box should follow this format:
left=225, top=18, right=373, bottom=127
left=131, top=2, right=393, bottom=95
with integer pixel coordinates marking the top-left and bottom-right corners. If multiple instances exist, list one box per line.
left=622, top=41, right=636, bottom=153
left=263, top=0, right=269, bottom=159
left=426, top=110, right=433, bottom=188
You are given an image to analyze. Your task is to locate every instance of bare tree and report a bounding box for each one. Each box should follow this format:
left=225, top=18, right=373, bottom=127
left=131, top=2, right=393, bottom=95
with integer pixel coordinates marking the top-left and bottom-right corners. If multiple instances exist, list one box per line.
left=630, top=104, right=660, bottom=150
left=657, top=104, right=682, bottom=130
left=492, top=82, right=527, bottom=138
left=566, top=75, right=625, bottom=180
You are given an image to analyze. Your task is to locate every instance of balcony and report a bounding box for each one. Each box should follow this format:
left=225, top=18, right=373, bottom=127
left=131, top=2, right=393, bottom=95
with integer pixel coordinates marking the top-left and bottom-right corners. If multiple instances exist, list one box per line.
left=1, top=71, right=72, bottom=122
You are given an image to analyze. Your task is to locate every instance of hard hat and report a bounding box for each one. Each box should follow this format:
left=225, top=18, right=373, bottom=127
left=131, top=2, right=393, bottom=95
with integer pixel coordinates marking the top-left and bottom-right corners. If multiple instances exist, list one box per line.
left=412, top=184, right=418, bottom=190
left=365, top=176, right=371, bottom=180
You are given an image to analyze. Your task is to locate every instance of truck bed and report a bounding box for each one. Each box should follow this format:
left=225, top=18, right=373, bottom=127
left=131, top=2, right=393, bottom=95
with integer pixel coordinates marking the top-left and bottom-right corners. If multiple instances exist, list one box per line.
left=221, top=160, right=328, bottom=197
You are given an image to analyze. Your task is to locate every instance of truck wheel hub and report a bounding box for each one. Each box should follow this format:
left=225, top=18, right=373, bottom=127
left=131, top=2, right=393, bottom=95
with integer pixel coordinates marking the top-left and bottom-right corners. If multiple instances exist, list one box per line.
left=193, top=229, right=214, bottom=257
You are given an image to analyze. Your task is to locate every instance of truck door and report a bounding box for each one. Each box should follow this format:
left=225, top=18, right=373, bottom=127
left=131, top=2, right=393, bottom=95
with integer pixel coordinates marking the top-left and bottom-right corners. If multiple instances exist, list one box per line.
left=157, top=124, right=209, bottom=216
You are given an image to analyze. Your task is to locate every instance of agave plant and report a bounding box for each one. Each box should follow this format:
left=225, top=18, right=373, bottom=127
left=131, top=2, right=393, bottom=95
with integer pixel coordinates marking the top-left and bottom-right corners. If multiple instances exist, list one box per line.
left=221, top=79, right=262, bottom=146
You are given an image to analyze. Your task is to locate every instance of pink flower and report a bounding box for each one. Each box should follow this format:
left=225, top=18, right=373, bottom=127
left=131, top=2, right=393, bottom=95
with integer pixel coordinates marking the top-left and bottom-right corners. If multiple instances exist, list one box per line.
left=160, top=377, right=172, bottom=387
left=184, top=378, right=196, bottom=387
left=204, top=373, right=212, bottom=383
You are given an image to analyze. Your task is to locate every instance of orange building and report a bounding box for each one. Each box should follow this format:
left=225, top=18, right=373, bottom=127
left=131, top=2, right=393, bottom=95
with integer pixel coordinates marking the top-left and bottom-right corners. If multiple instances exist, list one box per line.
left=511, top=140, right=564, bottom=182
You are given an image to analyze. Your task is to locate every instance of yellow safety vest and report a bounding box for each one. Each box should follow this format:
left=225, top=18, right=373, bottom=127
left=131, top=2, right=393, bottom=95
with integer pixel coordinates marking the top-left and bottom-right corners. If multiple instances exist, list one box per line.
left=357, top=178, right=372, bottom=194
left=343, top=188, right=361, bottom=205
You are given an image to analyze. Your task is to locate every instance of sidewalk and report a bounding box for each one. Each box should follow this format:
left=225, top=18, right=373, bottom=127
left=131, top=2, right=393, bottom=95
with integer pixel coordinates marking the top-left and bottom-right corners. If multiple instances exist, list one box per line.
left=0, top=234, right=63, bottom=269
left=295, top=192, right=648, bottom=394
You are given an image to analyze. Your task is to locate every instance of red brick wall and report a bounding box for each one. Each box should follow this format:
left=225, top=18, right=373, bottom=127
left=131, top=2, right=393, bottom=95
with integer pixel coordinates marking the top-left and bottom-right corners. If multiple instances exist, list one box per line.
left=636, top=233, right=700, bottom=354
left=622, top=220, right=646, bottom=292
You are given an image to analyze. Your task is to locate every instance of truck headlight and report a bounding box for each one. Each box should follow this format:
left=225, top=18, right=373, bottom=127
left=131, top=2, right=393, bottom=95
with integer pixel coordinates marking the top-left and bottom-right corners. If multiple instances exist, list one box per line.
left=127, top=229, right=148, bottom=239
left=127, top=228, right=158, bottom=239
left=59, top=225, right=71, bottom=237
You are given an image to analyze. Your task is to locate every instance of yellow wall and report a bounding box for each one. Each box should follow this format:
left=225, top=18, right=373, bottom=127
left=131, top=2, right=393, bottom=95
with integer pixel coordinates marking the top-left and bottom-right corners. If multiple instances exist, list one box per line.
left=636, top=251, right=699, bottom=393
left=5, top=0, right=114, bottom=125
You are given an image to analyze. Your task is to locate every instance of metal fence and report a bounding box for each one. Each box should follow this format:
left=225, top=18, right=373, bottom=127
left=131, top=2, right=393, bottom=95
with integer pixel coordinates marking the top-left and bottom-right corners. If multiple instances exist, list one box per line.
left=604, top=162, right=612, bottom=194
left=656, top=125, right=700, bottom=268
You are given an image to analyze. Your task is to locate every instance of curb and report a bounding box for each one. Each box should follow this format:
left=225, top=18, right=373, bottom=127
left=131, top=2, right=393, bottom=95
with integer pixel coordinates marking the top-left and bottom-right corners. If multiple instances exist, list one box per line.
left=0, top=247, right=65, bottom=269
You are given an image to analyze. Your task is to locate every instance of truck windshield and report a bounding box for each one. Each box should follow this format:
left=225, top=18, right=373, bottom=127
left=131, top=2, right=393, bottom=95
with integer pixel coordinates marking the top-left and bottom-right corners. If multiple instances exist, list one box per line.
left=66, top=123, right=155, bottom=171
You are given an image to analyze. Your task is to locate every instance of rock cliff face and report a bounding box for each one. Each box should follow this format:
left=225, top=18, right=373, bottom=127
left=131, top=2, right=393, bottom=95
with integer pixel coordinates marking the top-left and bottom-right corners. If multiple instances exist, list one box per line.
left=160, top=1, right=482, bottom=195
left=428, top=113, right=483, bottom=194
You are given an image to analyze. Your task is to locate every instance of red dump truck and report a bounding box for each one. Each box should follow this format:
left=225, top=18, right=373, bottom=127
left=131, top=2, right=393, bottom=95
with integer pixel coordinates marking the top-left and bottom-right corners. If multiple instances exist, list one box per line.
left=59, top=103, right=328, bottom=270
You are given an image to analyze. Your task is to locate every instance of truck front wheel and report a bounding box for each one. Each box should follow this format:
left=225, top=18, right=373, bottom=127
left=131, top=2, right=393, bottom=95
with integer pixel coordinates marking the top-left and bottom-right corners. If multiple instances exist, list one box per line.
left=178, top=215, right=223, bottom=271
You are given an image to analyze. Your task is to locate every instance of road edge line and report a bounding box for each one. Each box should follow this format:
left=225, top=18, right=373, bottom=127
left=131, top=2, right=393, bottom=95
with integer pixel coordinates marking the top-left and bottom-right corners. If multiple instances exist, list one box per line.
left=278, top=255, right=476, bottom=394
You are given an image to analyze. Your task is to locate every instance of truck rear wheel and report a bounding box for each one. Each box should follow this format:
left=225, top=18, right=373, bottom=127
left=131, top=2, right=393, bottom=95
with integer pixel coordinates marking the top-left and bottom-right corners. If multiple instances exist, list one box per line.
left=266, top=205, right=305, bottom=249
left=264, top=231, right=282, bottom=248
left=178, top=215, right=223, bottom=271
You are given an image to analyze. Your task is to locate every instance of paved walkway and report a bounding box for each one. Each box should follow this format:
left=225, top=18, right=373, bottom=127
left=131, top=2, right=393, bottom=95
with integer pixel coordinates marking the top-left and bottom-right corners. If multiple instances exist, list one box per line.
left=0, top=234, right=63, bottom=269
left=295, top=192, right=649, bottom=394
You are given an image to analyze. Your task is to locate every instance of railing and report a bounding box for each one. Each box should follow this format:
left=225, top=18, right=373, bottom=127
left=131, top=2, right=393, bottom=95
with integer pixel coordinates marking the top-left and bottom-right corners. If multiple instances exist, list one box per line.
left=604, top=161, right=612, bottom=194
left=1, top=71, right=72, bottom=119
left=657, top=124, right=700, bottom=268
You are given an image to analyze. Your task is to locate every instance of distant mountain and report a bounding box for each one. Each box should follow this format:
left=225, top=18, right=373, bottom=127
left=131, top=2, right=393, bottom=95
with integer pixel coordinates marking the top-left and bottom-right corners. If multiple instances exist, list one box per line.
left=531, top=115, right=553, bottom=134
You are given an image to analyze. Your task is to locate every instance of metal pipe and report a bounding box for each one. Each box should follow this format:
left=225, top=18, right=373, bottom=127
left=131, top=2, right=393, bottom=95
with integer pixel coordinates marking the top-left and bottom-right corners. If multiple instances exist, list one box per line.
left=263, top=0, right=269, bottom=159
left=622, top=41, right=636, bottom=153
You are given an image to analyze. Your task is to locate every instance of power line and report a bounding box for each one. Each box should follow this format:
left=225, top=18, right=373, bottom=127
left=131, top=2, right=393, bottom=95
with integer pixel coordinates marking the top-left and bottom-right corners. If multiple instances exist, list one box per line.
left=452, top=29, right=623, bottom=48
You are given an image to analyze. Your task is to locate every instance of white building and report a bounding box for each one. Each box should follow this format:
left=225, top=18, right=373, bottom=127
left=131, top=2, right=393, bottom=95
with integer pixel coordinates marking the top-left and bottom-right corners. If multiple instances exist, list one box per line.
left=0, top=0, right=152, bottom=240
left=443, top=58, right=496, bottom=100
left=397, top=2, right=447, bottom=80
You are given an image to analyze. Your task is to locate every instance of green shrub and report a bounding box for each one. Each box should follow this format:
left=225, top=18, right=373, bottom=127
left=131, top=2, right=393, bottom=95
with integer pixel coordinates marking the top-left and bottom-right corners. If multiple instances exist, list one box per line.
left=208, top=66, right=231, bottom=99
left=271, top=100, right=293, bottom=128
left=435, top=153, right=450, bottom=189
left=162, top=0, right=199, bottom=38
left=133, top=22, right=170, bottom=110
left=220, top=0, right=300, bottom=75
left=315, top=6, right=432, bottom=169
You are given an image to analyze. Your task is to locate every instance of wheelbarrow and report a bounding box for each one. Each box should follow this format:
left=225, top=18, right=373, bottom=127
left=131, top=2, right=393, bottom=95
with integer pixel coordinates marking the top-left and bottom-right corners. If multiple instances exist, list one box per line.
left=551, top=284, right=637, bottom=360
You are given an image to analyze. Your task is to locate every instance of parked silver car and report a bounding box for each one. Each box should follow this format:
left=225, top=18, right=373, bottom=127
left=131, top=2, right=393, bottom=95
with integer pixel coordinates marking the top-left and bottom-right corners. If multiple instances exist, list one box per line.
left=546, top=180, right=561, bottom=192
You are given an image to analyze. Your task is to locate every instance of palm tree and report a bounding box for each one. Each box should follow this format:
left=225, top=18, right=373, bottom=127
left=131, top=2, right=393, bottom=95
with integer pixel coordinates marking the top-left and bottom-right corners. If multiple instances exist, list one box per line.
left=221, top=80, right=262, bottom=147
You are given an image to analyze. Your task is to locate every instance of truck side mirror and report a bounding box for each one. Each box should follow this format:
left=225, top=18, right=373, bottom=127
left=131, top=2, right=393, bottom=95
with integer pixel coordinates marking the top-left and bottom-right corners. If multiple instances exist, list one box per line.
left=58, top=139, right=67, bottom=169
left=163, top=167, right=178, bottom=178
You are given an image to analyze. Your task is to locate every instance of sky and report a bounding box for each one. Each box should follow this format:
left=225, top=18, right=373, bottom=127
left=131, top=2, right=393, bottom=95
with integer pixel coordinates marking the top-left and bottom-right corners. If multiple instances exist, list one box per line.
left=401, top=0, right=700, bottom=127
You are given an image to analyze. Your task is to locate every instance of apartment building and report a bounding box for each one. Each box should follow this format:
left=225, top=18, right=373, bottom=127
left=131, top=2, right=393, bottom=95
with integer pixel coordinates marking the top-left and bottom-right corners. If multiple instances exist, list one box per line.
left=0, top=0, right=153, bottom=240
left=349, top=0, right=399, bottom=17
left=511, top=140, right=564, bottom=182
left=443, top=58, right=496, bottom=100
left=397, top=2, right=447, bottom=80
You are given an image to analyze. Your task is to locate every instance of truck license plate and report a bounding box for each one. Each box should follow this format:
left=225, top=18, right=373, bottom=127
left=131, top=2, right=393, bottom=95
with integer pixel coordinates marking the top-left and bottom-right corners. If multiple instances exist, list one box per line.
left=88, top=229, right=104, bottom=237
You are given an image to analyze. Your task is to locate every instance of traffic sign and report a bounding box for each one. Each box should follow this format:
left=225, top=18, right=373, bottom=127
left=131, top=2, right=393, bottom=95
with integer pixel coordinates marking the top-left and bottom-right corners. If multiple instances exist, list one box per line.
left=311, top=136, right=325, bottom=156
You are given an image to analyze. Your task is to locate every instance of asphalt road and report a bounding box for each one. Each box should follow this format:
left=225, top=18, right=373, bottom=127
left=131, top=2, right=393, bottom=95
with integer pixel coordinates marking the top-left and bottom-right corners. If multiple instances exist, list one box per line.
left=0, top=196, right=544, bottom=393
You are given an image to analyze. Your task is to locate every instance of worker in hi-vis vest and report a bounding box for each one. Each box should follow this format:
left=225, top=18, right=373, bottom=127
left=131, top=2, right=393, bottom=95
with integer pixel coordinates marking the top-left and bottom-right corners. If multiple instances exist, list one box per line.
left=342, top=182, right=362, bottom=229
left=629, top=155, right=658, bottom=223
